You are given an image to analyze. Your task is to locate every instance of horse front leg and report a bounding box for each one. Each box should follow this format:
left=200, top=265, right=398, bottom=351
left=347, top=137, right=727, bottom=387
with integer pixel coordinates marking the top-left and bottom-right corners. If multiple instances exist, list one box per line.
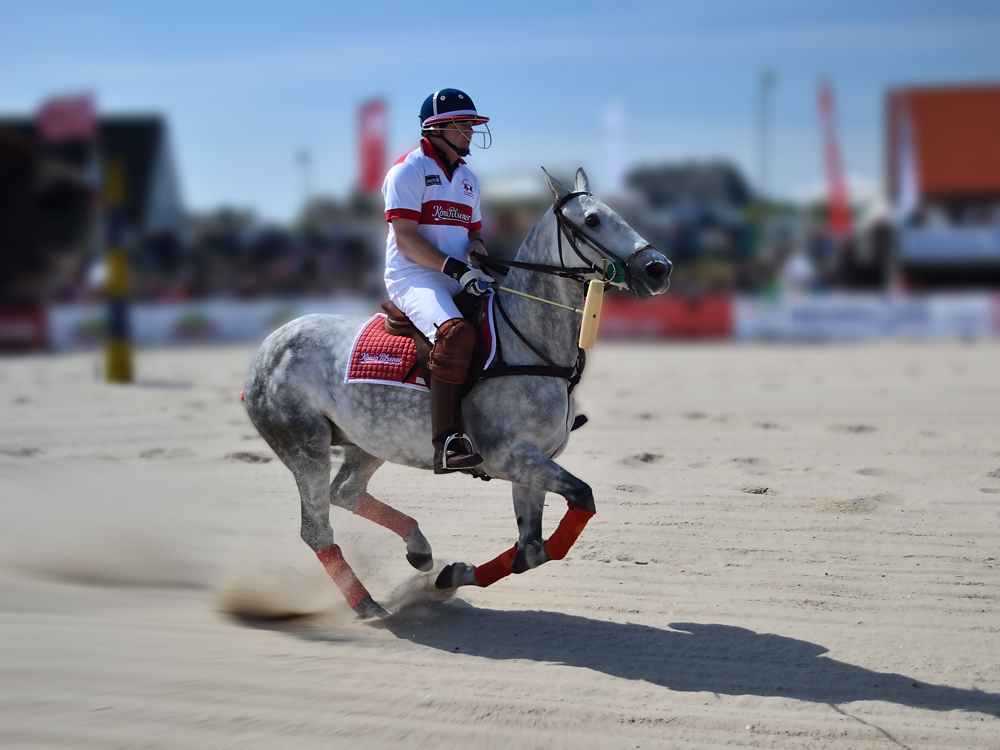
left=435, top=444, right=595, bottom=590
left=510, top=484, right=547, bottom=574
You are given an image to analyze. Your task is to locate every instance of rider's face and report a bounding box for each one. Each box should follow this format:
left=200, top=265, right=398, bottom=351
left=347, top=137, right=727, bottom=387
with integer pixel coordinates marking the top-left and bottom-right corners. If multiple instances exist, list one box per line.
left=437, top=121, right=474, bottom=155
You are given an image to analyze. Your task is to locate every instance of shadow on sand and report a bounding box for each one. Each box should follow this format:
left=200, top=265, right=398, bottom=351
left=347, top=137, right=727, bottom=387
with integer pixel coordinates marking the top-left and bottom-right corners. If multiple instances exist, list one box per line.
left=264, top=601, right=1000, bottom=718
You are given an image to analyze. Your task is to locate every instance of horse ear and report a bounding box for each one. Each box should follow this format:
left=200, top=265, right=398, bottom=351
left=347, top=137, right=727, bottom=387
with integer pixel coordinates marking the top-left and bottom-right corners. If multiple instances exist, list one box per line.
left=541, top=167, right=571, bottom=203
left=575, top=168, right=591, bottom=194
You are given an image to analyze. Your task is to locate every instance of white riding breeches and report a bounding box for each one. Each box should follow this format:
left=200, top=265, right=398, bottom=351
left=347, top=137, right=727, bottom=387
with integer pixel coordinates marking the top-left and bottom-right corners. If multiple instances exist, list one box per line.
left=387, top=270, right=464, bottom=343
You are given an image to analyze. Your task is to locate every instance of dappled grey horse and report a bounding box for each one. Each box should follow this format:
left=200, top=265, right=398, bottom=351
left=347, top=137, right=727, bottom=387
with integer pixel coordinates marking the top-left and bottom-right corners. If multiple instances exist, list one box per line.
left=244, top=168, right=672, bottom=618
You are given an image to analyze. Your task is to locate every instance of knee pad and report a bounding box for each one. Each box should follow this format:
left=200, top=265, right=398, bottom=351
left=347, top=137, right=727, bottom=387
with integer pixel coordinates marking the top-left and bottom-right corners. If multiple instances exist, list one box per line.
left=428, top=318, right=476, bottom=384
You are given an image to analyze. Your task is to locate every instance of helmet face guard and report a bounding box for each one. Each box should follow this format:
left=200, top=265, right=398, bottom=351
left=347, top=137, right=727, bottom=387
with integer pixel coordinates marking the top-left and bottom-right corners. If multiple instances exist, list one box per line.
left=422, top=117, right=492, bottom=151
left=420, top=89, right=492, bottom=151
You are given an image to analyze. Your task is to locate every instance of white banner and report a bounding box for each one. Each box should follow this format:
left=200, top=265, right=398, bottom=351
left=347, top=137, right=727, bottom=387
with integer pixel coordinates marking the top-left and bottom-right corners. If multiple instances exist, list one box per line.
left=45, top=293, right=1000, bottom=350
left=47, top=296, right=377, bottom=351
left=735, top=293, right=995, bottom=341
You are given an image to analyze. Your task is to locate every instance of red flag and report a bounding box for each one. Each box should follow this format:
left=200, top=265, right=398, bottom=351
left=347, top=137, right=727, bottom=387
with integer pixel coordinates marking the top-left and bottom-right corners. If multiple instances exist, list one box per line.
left=37, top=94, right=96, bottom=143
left=358, top=99, right=387, bottom=193
left=818, top=81, right=851, bottom=238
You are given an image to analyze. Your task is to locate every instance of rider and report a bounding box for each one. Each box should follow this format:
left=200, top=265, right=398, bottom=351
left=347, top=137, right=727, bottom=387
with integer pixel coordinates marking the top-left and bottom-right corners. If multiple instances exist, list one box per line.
left=382, top=88, right=495, bottom=474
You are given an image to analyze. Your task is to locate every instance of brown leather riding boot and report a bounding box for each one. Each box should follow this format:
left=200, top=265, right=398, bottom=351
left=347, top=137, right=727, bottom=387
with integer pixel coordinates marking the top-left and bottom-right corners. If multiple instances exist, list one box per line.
left=428, top=318, right=482, bottom=474
left=430, top=376, right=482, bottom=473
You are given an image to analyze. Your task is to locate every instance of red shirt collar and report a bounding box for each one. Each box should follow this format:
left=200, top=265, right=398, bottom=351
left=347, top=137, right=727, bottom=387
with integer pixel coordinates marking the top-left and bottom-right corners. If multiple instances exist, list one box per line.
left=421, top=138, right=465, bottom=179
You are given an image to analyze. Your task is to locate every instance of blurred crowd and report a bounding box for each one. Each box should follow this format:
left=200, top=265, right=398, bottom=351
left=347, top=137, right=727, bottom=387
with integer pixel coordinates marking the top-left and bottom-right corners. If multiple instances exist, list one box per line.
left=46, top=195, right=389, bottom=305
left=3, top=149, right=989, bottom=309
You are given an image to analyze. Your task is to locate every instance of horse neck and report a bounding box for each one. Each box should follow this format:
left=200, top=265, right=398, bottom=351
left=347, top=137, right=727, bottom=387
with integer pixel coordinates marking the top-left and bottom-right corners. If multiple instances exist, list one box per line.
left=497, top=210, right=583, bottom=368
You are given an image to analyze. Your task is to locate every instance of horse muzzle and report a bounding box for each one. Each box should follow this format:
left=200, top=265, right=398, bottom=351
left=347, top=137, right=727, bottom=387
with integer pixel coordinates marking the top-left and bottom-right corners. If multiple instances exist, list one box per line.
left=627, top=247, right=672, bottom=299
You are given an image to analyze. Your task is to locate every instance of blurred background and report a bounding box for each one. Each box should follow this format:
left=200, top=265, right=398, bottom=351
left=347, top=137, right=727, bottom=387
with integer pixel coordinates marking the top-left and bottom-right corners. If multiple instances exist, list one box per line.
left=2, top=0, right=1000, bottom=353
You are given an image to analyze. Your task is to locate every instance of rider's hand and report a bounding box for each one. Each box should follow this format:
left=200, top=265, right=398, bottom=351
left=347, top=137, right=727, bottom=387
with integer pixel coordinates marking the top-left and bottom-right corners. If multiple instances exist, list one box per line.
left=442, top=257, right=494, bottom=296
left=460, top=266, right=494, bottom=296
left=468, top=237, right=487, bottom=256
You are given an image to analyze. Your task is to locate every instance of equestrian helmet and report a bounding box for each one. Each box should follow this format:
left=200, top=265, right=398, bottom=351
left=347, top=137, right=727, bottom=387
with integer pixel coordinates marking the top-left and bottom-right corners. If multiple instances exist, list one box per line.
left=419, top=89, right=489, bottom=128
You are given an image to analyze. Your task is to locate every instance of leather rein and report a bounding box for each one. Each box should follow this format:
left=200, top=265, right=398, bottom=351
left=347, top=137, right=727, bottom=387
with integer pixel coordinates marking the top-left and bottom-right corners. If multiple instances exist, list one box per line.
left=474, top=191, right=649, bottom=393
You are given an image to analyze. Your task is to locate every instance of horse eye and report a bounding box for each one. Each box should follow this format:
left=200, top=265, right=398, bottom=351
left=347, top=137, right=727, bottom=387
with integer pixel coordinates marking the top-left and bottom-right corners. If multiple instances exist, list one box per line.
left=585, top=214, right=600, bottom=227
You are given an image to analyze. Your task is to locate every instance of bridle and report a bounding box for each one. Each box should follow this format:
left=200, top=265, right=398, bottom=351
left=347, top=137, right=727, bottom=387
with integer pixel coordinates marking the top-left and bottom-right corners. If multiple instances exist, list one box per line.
left=473, top=190, right=654, bottom=293
left=475, top=191, right=654, bottom=393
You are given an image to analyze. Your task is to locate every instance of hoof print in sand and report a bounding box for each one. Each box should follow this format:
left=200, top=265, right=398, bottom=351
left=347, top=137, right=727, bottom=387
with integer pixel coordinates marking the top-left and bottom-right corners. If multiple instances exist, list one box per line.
left=741, top=485, right=769, bottom=495
left=727, top=457, right=771, bottom=475
left=621, top=453, right=669, bottom=467
left=140, top=448, right=195, bottom=460
left=0, top=446, right=42, bottom=457
left=832, top=424, right=877, bottom=434
left=820, top=492, right=911, bottom=513
left=855, top=467, right=903, bottom=478
left=226, top=451, right=273, bottom=464
left=635, top=452, right=664, bottom=464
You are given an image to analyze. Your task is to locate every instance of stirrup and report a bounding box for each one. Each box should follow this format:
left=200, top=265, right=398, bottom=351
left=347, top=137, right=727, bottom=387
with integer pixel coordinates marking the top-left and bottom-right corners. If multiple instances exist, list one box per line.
left=438, top=433, right=483, bottom=473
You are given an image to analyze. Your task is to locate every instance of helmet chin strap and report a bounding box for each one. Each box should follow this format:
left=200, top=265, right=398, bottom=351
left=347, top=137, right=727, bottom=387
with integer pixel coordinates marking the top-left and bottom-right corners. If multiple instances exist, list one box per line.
left=432, top=130, right=470, bottom=158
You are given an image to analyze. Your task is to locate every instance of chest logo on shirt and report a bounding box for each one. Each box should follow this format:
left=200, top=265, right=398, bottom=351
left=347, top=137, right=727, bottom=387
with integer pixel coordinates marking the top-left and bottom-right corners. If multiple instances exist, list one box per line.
left=462, top=178, right=475, bottom=197
left=429, top=203, right=472, bottom=224
left=425, top=174, right=442, bottom=186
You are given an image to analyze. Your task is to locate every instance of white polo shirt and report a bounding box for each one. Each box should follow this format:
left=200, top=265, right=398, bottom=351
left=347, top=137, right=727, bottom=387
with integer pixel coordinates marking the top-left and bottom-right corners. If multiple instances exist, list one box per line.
left=382, top=139, right=483, bottom=295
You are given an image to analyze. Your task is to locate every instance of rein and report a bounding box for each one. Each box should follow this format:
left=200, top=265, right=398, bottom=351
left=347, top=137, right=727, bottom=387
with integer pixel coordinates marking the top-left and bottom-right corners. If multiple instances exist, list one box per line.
left=479, top=294, right=586, bottom=393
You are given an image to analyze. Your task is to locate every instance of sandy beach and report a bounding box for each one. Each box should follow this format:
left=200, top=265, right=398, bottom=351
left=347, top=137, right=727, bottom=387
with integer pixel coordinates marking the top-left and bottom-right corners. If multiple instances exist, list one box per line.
left=2, top=339, right=999, bottom=748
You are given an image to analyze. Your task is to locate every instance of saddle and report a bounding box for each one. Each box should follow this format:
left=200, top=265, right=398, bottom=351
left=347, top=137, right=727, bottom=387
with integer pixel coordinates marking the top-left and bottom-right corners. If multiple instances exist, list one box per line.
left=380, top=291, right=492, bottom=399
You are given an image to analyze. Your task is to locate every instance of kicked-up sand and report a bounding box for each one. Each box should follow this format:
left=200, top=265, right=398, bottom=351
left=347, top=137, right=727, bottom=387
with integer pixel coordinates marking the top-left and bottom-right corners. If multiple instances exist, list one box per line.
left=1, top=339, right=999, bottom=748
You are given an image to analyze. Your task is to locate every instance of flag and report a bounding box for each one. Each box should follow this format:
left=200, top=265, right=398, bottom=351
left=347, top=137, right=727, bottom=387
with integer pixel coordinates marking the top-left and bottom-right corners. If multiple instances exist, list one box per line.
left=358, top=99, right=387, bottom=193
left=818, top=81, right=851, bottom=238
left=893, top=103, right=919, bottom=224
left=37, top=94, right=96, bottom=143
left=603, top=99, right=625, bottom=195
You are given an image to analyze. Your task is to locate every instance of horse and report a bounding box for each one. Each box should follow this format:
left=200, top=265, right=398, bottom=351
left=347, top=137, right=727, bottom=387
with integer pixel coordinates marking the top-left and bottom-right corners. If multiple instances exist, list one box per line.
left=243, top=168, right=672, bottom=619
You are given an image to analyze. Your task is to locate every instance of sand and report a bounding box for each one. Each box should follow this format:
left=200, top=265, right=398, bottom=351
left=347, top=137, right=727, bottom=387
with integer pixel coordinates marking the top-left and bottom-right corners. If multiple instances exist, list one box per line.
left=1, top=339, right=999, bottom=748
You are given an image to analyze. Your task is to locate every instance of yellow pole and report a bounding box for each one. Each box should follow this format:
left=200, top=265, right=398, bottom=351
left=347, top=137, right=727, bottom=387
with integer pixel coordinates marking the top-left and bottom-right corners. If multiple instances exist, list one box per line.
left=104, top=159, right=133, bottom=382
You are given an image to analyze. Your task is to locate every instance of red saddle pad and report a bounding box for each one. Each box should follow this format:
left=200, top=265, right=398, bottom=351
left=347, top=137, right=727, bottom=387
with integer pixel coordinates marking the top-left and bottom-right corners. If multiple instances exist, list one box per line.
left=345, top=294, right=496, bottom=392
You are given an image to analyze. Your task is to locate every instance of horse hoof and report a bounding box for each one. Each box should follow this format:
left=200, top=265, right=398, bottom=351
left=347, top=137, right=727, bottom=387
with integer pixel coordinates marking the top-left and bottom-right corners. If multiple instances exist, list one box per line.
left=354, top=596, right=390, bottom=620
left=404, top=528, right=434, bottom=572
left=435, top=562, right=476, bottom=589
left=406, top=551, right=434, bottom=572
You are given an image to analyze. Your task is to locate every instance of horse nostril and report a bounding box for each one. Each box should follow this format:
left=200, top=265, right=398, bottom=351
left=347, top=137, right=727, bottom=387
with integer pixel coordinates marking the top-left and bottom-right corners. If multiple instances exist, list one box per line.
left=645, top=260, right=671, bottom=280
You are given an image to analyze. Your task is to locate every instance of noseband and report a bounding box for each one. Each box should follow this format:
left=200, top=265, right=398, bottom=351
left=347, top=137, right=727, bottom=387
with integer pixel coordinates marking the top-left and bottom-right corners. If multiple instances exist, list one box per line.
left=551, top=191, right=652, bottom=293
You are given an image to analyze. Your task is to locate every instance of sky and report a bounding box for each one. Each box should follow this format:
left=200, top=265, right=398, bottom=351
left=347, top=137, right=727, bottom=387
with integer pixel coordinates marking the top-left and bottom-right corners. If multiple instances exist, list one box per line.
left=3, top=1, right=999, bottom=221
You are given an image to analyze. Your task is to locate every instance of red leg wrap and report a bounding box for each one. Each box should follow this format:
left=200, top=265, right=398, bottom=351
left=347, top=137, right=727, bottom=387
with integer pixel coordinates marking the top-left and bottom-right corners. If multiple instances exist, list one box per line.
left=316, top=544, right=370, bottom=609
left=353, top=493, right=418, bottom=538
left=544, top=503, right=596, bottom=561
left=473, top=543, right=519, bottom=588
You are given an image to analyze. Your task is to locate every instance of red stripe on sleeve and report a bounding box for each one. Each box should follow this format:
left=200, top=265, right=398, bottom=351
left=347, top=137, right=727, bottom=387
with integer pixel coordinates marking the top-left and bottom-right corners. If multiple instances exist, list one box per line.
left=386, top=208, right=421, bottom=223
left=469, top=221, right=483, bottom=233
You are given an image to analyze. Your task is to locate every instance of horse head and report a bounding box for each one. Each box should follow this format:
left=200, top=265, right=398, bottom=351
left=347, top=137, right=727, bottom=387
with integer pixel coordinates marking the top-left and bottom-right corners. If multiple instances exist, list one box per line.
left=541, top=167, right=672, bottom=299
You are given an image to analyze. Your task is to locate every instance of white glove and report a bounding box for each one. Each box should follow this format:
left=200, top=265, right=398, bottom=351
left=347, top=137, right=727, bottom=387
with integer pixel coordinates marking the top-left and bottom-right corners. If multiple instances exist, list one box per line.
left=459, top=266, right=494, bottom=296
left=443, top=257, right=494, bottom=296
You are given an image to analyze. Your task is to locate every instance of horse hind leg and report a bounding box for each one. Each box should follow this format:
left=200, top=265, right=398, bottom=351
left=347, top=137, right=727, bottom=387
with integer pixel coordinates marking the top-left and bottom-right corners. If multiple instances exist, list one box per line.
left=330, top=446, right=434, bottom=572
left=260, top=416, right=388, bottom=619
